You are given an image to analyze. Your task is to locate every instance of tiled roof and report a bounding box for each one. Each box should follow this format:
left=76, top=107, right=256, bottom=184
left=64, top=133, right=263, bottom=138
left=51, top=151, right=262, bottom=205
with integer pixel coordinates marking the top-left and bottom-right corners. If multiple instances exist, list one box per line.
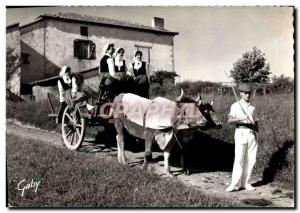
left=35, top=12, right=178, bottom=35
left=6, top=23, right=19, bottom=29
left=30, top=66, right=99, bottom=86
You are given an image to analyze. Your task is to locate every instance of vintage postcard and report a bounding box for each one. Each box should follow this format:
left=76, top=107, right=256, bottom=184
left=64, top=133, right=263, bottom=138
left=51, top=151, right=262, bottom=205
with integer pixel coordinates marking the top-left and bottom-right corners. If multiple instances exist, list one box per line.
left=5, top=5, right=295, bottom=208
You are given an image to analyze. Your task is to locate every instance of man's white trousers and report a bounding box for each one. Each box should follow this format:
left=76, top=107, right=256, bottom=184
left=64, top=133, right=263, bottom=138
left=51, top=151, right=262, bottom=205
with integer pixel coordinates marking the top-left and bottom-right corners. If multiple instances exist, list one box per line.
left=230, top=129, right=258, bottom=187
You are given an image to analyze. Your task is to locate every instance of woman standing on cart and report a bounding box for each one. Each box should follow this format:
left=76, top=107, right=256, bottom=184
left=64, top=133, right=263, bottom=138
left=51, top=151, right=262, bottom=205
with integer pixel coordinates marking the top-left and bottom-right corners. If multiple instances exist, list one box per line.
left=129, top=50, right=150, bottom=98
left=113, top=47, right=135, bottom=94
left=99, top=43, right=116, bottom=101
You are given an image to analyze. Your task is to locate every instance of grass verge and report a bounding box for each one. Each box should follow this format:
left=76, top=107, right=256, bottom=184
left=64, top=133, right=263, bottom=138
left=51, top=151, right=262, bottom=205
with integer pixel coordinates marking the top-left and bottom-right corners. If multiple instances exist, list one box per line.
left=7, top=134, right=235, bottom=208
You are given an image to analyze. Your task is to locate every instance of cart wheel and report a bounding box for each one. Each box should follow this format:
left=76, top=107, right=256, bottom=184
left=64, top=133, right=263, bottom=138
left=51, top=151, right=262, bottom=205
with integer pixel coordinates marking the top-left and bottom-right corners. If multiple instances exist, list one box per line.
left=61, top=105, right=86, bottom=150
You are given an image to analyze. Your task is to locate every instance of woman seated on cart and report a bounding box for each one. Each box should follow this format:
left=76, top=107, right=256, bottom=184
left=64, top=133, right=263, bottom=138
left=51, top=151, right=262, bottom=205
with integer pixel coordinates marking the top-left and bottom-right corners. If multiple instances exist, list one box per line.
left=99, top=44, right=134, bottom=101
left=57, top=66, right=93, bottom=122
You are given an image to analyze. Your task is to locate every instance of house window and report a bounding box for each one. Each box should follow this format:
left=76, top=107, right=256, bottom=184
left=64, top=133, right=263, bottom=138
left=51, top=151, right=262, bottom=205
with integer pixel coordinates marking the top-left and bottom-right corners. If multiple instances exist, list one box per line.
left=80, top=26, right=88, bottom=36
left=21, top=53, right=30, bottom=64
left=74, top=39, right=96, bottom=60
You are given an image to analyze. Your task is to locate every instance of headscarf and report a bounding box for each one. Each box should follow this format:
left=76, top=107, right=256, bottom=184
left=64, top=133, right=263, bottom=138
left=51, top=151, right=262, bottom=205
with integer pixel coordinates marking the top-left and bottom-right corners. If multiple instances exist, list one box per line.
left=59, top=66, right=71, bottom=77
left=102, top=43, right=114, bottom=55
left=59, top=66, right=71, bottom=84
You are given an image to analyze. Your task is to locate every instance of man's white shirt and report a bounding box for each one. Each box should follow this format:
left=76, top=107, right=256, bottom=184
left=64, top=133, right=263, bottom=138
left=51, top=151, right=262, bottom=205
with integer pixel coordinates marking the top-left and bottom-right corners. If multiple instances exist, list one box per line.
left=228, top=99, right=257, bottom=124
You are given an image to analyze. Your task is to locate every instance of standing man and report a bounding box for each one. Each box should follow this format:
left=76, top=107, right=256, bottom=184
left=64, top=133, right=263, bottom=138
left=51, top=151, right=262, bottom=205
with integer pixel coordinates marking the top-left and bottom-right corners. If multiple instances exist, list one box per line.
left=225, top=83, right=258, bottom=192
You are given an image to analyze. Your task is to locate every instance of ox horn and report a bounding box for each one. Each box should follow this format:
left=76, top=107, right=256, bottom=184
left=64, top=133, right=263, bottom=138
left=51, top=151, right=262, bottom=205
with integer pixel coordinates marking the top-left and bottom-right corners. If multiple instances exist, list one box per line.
left=176, top=88, right=185, bottom=102
left=180, top=88, right=184, bottom=98
left=195, top=93, right=202, bottom=105
left=211, top=100, right=214, bottom=106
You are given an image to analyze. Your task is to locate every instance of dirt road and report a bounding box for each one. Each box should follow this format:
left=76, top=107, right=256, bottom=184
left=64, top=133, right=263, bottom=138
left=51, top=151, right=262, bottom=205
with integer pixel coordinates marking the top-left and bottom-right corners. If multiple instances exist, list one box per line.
left=6, top=120, right=294, bottom=207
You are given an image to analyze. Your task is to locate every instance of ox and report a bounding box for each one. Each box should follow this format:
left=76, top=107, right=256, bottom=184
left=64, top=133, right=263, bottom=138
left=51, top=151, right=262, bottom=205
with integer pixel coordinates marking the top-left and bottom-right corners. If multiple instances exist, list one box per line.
left=112, top=90, right=222, bottom=177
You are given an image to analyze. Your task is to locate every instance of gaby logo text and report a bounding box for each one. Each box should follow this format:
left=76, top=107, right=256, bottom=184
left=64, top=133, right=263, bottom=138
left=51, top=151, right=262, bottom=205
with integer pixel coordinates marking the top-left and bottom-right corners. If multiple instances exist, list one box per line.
left=17, top=179, right=41, bottom=197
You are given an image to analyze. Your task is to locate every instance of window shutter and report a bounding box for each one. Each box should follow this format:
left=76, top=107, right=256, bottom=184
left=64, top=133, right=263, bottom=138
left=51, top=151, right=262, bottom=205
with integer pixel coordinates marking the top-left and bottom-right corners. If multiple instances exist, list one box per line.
left=74, top=39, right=96, bottom=60
left=90, top=42, right=96, bottom=59
left=74, top=40, right=79, bottom=57
left=81, top=41, right=87, bottom=59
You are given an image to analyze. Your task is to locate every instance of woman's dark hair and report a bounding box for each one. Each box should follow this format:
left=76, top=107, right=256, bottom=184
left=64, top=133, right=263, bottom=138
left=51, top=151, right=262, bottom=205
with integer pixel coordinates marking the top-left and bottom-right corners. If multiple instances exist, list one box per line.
left=65, top=66, right=71, bottom=73
left=117, top=48, right=125, bottom=54
left=107, top=43, right=115, bottom=51
left=135, top=50, right=143, bottom=57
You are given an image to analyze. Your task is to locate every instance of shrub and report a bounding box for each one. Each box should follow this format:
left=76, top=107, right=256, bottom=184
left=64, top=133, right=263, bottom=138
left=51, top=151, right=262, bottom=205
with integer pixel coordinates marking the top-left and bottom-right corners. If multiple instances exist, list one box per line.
left=271, top=75, right=294, bottom=94
left=150, top=70, right=178, bottom=85
left=7, top=99, right=59, bottom=131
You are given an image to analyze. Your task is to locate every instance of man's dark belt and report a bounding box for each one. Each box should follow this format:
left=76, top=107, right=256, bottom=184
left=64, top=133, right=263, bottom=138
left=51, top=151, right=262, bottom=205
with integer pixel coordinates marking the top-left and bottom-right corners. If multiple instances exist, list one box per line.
left=236, top=123, right=255, bottom=130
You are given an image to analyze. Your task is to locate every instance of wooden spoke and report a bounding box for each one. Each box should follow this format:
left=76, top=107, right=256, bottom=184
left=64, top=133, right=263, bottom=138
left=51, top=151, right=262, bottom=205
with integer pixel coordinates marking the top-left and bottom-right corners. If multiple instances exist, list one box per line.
left=65, top=130, right=72, bottom=138
left=61, top=105, right=86, bottom=150
left=73, top=132, right=77, bottom=145
left=76, top=128, right=81, bottom=138
left=76, top=123, right=83, bottom=128
left=70, top=132, right=75, bottom=145
left=66, top=113, right=73, bottom=122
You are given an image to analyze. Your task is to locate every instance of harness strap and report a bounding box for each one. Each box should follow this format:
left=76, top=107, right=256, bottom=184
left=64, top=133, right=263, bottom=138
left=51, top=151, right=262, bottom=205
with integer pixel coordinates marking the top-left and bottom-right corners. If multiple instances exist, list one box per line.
left=172, top=128, right=183, bottom=150
left=142, top=100, right=183, bottom=150
left=172, top=104, right=184, bottom=150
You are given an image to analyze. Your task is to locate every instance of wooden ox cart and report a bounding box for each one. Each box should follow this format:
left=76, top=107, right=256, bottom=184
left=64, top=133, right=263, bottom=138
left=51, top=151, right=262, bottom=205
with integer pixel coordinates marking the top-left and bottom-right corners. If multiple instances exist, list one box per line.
left=47, top=93, right=113, bottom=150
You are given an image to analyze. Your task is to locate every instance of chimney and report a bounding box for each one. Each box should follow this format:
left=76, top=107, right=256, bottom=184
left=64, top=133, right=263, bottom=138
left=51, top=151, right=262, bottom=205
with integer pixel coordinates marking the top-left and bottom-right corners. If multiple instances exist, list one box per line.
left=152, top=17, right=164, bottom=29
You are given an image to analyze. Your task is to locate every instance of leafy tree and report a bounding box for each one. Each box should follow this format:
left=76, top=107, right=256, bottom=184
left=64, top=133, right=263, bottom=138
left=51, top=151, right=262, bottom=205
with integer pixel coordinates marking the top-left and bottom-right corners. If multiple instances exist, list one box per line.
left=6, top=47, right=23, bottom=101
left=6, top=47, right=22, bottom=87
left=230, top=47, right=271, bottom=83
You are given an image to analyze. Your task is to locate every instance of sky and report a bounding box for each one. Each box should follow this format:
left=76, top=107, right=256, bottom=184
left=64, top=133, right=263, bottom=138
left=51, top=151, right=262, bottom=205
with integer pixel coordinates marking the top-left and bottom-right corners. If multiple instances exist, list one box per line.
left=6, top=6, right=294, bottom=82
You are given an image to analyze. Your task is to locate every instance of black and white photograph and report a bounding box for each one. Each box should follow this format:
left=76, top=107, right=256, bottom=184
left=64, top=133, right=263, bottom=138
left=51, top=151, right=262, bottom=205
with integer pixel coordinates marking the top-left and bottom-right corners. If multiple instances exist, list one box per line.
left=4, top=3, right=295, bottom=208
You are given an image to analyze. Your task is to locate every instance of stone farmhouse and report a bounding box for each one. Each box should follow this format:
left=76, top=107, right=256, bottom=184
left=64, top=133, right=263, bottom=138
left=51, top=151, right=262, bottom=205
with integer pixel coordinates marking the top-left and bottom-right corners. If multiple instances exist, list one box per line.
left=6, top=12, right=178, bottom=97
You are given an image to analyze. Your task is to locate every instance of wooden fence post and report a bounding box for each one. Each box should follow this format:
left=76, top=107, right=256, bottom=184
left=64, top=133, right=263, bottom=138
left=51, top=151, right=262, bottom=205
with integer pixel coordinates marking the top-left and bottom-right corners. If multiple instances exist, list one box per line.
left=263, top=84, right=266, bottom=96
